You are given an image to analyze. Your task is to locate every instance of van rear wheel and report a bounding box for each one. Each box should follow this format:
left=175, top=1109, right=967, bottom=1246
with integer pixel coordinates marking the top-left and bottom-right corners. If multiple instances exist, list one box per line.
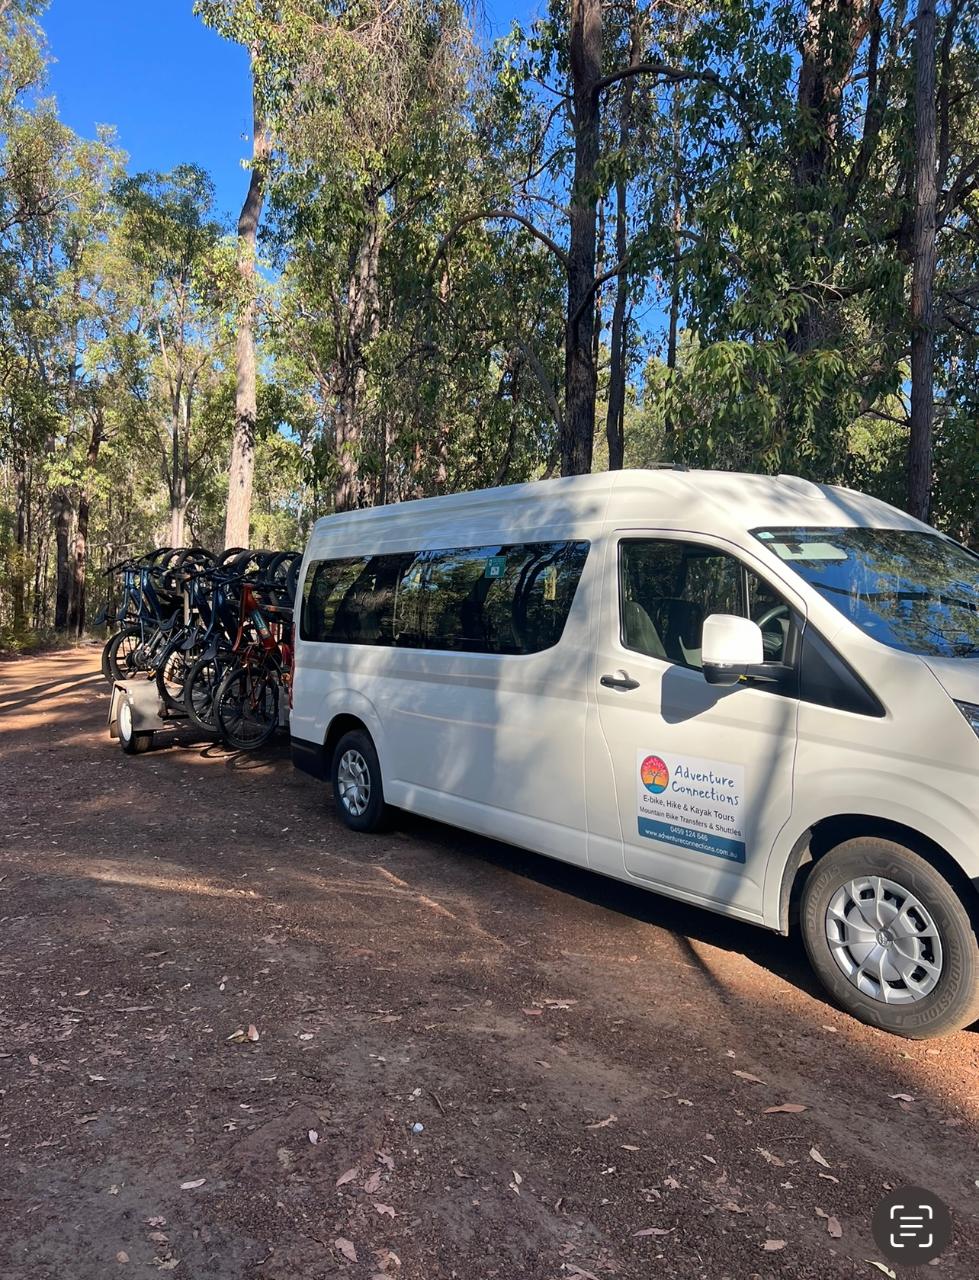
left=801, top=837, right=979, bottom=1039
left=330, top=730, right=390, bottom=833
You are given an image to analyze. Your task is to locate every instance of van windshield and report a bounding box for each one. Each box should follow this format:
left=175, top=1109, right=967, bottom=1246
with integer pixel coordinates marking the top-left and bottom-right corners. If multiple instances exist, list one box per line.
left=751, top=527, right=979, bottom=658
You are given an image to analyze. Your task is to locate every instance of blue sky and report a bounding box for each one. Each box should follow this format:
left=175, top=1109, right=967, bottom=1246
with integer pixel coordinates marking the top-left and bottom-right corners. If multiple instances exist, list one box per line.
left=43, top=1, right=534, bottom=226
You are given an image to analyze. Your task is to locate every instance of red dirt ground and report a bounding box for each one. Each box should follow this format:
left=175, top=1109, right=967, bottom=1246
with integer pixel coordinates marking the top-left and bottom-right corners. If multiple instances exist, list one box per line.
left=1, top=647, right=978, bottom=1280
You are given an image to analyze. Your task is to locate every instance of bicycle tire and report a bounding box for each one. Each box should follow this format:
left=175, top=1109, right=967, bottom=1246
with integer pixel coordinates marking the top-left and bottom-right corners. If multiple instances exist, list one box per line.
left=215, top=663, right=280, bottom=751
left=101, top=633, right=117, bottom=683
left=106, top=626, right=144, bottom=682
left=155, top=634, right=197, bottom=712
left=184, top=651, right=227, bottom=732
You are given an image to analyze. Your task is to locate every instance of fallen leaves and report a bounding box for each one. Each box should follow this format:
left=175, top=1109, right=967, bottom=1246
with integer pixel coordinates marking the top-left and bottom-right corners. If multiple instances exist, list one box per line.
left=336, top=1167, right=359, bottom=1188
left=756, top=1147, right=785, bottom=1167
left=816, top=1207, right=843, bottom=1238
left=584, top=1115, right=617, bottom=1130
left=308, top=1129, right=318, bottom=1145
left=764, top=1102, right=807, bottom=1114
left=808, top=1147, right=831, bottom=1169
left=888, top=1093, right=915, bottom=1103
left=633, top=1226, right=673, bottom=1237
left=509, top=1170, right=523, bottom=1195
left=373, top=1202, right=396, bottom=1217
left=179, top=1178, right=205, bottom=1190
left=865, top=1263, right=897, bottom=1278
left=732, top=1070, right=766, bottom=1084
left=226, top=1024, right=259, bottom=1044
left=762, top=1239, right=786, bottom=1252
left=363, top=1170, right=382, bottom=1195
left=335, top=1238, right=358, bottom=1264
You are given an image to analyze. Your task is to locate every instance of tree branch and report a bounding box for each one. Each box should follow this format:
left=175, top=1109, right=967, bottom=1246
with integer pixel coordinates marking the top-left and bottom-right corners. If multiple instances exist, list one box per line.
left=430, top=208, right=569, bottom=274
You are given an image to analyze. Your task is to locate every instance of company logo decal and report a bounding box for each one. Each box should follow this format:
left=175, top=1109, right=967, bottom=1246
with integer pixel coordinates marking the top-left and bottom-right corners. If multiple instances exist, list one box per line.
left=640, top=754, right=670, bottom=794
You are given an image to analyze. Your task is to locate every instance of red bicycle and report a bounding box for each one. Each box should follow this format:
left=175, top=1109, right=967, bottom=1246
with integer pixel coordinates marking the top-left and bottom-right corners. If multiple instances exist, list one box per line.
left=212, top=578, right=293, bottom=751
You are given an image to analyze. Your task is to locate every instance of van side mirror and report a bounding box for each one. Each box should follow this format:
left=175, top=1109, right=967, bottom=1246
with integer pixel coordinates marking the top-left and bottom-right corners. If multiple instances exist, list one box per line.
left=701, top=614, right=765, bottom=687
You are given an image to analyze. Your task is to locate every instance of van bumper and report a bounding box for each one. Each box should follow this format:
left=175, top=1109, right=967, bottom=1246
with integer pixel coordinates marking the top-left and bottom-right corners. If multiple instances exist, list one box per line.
left=291, top=735, right=328, bottom=780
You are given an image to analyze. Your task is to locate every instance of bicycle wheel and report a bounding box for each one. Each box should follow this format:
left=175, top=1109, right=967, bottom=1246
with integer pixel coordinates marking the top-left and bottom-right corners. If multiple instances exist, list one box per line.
left=106, top=626, right=144, bottom=682
left=215, top=664, right=280, bottom=751
left=155, top=635, right=197, bottom=713
left=184, top=652, right=226, bottom=733
left=101, top=633, right=117, bottom=683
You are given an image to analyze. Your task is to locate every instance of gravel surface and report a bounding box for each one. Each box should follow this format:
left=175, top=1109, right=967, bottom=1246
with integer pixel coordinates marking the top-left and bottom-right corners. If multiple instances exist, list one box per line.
left=1, top=646, right=978, bottom=1280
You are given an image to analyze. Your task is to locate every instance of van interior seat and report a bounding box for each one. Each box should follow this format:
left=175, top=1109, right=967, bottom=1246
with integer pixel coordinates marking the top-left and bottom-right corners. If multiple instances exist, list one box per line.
left=623, top=599, right=667, bottom=660
left=657, top=597, right=705, bottom=668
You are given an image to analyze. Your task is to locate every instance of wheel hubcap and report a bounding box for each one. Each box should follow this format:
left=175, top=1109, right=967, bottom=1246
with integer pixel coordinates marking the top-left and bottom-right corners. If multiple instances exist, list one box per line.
left=337, top=749, right=371, bottom=817
left=825, top=875, right=943, bottom=1005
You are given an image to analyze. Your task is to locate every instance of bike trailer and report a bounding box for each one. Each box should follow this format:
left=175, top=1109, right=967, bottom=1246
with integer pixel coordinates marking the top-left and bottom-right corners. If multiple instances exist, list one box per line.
left=107, top=679, right=182, bottom=754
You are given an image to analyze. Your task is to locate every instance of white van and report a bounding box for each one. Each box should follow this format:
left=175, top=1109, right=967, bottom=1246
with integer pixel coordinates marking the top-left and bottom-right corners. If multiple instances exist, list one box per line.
left=290, top=469, right=979, bottom=1038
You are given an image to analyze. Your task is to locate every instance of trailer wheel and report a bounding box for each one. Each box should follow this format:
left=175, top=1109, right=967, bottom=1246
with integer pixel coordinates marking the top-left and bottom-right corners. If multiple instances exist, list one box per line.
left=118, top=698, right=153, bottom=755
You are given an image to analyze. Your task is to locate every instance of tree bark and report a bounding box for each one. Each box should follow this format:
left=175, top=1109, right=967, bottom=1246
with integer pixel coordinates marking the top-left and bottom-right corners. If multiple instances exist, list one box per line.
left=11, top=463, right=28, bottom=632
left=224, top=54, right=270, bottom=550
left=335, top=195, right=383, bottom=512
left=170, top=393, right=189, bottom=546
left=68, top=413, right=104, bottom=637
left=908, top=0, right=937, bottom=522
left=53, top=489, right=72, bottom=631
left=562, top=0, right=603, bottom=476
left=789, top=0, right=866, bottom=355
left=605, top=12, right=641, bottom=472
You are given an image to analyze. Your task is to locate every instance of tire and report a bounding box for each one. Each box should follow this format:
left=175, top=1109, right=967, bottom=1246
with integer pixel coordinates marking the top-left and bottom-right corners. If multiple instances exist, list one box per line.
left=101, top=633, right=116, bottom=683
left=214, top=664, right=279, bottom=751
left=106, top=626, right=144, bottom=682
left=184, top=652, right=226, bottom=733
left=801, top=837, right=979, bottom=1039
left=330, top=729, right=390, bottom=833
left=155, top=636, right=196, bottom=713
left=118, top=698, right=153, bottom=755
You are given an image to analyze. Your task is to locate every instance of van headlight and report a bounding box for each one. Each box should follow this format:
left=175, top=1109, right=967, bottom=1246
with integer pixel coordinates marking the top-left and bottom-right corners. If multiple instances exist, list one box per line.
left=955, top=700, right=979, bottom=738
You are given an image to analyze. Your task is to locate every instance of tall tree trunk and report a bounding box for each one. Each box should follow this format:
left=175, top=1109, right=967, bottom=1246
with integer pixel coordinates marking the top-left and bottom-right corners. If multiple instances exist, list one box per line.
left=224, top=56, right=270, bottom=550
left=562, top=0, right=603, bottom=477
left=12, top=463, right=28, bottom=632
left=789, top=0, right=865, bottom=356
left=68, top=413, right=104, bottom=637
left=660, top=85, right=685, bottom=445
left=908, top=0, right=937, bottom=522
left=605, top=13, right=641, bottom=472
left=53, top=489, right=72, bottom=631
left=170, top=396, right=188, bottom=546
left=335, top=196, right=383, bottom=513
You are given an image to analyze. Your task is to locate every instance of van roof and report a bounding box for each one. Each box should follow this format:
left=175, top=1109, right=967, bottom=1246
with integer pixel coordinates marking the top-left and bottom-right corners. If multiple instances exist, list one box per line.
left=307, top=468, right=928, bottom=549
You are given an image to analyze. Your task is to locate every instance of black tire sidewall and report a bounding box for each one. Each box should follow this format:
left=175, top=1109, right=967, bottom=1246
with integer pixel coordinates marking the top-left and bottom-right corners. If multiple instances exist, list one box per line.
left=215, top=666, right=279, bottom=751
left=331, top=730, right=388, bottom=832
left=108, top=627, right=142, bottom=682
left=184, top=654, right=223, bottom=732
left=801, top=838, right=979, bottom=1038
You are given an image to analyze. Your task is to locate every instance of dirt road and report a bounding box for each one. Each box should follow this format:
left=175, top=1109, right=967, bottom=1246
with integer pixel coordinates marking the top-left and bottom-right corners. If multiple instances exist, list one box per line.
left=1, top=648, right=977, bottom=1280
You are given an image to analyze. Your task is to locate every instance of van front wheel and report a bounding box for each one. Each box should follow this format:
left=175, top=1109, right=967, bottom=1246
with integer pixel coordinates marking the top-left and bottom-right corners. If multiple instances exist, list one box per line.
left=801, top=837, right=979, bottom=1039
left=330, top=730, right=390, bottom=833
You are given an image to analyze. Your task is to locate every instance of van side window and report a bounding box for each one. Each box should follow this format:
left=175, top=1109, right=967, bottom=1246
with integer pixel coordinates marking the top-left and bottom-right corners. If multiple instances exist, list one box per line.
left=302, top=541, right=589, bottom=655
left=619, top=539, right=793, bottom=670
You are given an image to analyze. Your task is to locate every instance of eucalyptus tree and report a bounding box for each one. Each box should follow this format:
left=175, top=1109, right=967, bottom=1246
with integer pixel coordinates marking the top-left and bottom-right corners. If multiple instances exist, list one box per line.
left=195, top=0, right=273, bottom=548
left=112, top=165, right=233, bottom=546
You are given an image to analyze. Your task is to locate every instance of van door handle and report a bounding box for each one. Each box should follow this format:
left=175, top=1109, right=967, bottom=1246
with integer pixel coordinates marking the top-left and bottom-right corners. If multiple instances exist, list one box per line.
left=600, top=672, right=640, bottom=691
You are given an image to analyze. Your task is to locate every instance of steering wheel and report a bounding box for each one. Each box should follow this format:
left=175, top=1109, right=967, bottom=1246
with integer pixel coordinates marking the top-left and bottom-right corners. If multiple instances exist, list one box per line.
left=754, top=603, right=789, bottom=629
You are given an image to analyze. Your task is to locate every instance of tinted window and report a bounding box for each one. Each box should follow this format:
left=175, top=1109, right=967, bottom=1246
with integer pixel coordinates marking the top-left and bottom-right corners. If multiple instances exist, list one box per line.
left=752, top=527, right=979, bottom=658
left=619, top=539, right=794, bottom=669
left=302, top=541, right=589, bottom=655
